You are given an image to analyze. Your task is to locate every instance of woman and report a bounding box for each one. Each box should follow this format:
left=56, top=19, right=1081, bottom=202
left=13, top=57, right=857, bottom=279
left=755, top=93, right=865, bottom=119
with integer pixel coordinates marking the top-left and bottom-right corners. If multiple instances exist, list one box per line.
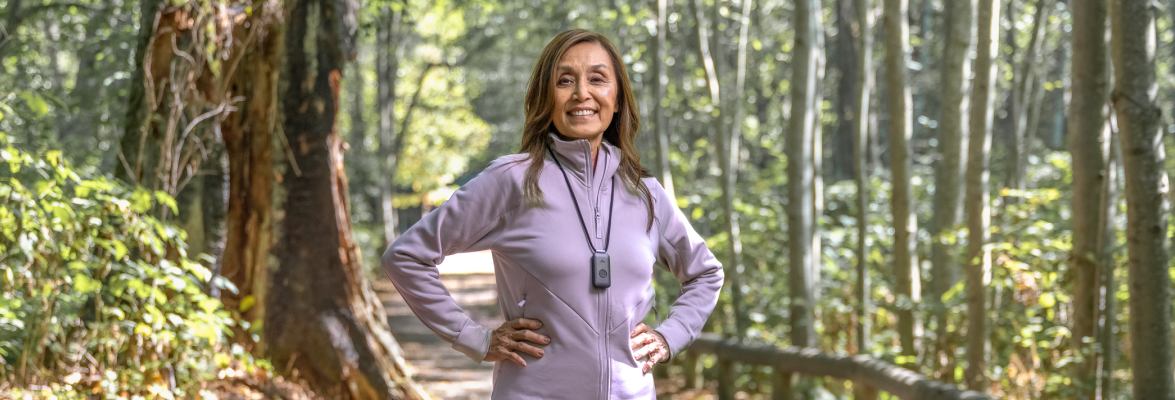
left=382, top=29, right=723, bottom=399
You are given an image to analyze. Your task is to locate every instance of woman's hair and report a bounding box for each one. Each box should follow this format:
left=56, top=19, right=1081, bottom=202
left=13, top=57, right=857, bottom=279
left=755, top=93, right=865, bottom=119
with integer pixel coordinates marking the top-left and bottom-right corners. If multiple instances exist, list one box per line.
left=519, top=29, right=655, bottom=230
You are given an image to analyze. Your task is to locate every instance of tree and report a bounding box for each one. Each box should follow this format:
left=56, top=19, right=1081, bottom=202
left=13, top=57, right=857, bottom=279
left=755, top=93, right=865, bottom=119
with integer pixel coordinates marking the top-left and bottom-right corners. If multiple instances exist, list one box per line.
left=964, top=0, right=999, bottom=390
left=1109, top=0, right=1175, bottom=397
left=651, top=0, right=675, bottom=199
left=1067, top=0, right=1109, bottom=395
left=265, top=0, right=427, bottom=396
left=789, top=0, right=823, bottom=353
left=852, top=0, right=874, bottom=364
left=929, top=0, right=973, bottom=379
left=377, top=4, right=403, bottom=246
left=883, top=0, right=920, bottom=368
left=1006, top=0, right=1051, bottom=200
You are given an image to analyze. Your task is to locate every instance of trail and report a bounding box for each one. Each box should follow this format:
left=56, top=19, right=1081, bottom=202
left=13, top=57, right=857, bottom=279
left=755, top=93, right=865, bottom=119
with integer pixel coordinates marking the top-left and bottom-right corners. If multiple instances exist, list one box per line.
left=374, top=251, right=501, bottom=400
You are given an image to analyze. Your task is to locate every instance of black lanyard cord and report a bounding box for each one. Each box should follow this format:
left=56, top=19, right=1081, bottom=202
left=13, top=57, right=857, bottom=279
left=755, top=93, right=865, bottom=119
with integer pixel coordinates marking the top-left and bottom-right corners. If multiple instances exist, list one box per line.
left=547, top=145, right=615, bottom=253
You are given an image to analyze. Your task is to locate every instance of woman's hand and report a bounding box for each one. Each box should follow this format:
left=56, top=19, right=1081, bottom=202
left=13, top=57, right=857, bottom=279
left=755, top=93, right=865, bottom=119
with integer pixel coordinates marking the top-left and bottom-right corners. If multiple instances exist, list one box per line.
left=630, top=323, right=670, bottom=373
left=483, top=318, right=550, bottom=367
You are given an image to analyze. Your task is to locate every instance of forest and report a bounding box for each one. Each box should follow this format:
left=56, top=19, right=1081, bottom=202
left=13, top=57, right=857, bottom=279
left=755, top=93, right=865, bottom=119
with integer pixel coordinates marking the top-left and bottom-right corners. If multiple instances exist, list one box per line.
left=1, top=0, right=1174, bottom=398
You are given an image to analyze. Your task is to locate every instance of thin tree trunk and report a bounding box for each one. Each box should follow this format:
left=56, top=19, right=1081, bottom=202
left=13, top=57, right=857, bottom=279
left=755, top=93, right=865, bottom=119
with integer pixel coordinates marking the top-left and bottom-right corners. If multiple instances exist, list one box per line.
left=219, top=2, right=280, bottom=351
left=1109, top=0, right=1175, bottom=397
left=1068, top=0, right=1109, bottom=394
left=267, top=0, right=427, bottom=396
left=789, top=0, right=821, bottom=350
left=1095, top=122, right=1119, bottom=400
left=964, top=0, right=999, bottom=391
left=930, top=0, right=973, bottom=381
left=378, top=6, right=402, bottom=247
left=834, top=0, right=859, bottom=183
left=883, top=0, right=920, bottom=369
left=726, top=0, right=754, bottom=336
left=1007, top=0, right=1051, bottom=200
left=852, top=0, right=874, bottom=362
left=652, top=0, right=675, bottom=199
left=116, top=0, right=161, bottom=185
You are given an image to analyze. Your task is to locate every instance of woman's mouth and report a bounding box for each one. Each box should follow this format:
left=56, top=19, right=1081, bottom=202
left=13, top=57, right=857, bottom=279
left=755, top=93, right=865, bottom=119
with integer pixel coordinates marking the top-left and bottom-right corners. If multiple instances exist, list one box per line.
left=569, top=109, right=598, bottom=117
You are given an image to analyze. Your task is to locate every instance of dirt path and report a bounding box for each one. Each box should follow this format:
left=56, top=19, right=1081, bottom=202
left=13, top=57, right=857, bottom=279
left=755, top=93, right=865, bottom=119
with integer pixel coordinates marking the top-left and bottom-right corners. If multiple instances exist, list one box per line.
left=374, top=251, right=502, bottom=400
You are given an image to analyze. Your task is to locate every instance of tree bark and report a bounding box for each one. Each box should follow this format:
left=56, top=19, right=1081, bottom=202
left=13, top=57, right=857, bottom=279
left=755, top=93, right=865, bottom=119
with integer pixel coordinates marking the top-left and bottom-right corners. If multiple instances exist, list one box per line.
left=964, top=0, right=999, bottom=391
left=378, top=5, right=402, bottom=247
left=116, top=0, right=162, bottom=185
left=652, top=0, right=675, bottom=200
left=929, top=0, right=973, bottom=381
left=1095, top=124, right=1119, bottom=400
left=852, top=0, right=874, bottom=364
left=1109, top=0, right=1175, bottom=398
left=789, top=0, right=822, bottom=351
left=267, top=0, right=427, bottom=397
left=834, top=0, right=859, bottom=183
left=883, top=0, right=920, bottom=369
left=219, top=1, right=280, bottom=351
left=1007, top=0, right=1051, bottom=201
left=1068, top=0, right=1109, bottom=395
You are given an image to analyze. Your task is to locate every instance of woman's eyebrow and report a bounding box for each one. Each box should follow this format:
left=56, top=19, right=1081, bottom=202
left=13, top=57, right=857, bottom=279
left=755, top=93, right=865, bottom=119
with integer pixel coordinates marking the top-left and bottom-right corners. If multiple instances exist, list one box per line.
left=557, top=64, right=610, bottom=72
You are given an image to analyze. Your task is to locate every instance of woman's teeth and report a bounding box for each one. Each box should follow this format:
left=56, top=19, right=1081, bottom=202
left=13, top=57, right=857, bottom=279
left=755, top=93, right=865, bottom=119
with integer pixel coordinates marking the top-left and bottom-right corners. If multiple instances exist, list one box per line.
left=570, top=110, right=596, bottom=116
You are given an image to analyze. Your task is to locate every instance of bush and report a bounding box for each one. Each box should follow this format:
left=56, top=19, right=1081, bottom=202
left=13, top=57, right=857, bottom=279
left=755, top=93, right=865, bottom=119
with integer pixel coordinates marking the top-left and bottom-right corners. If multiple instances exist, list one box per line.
left=0, top=135, right=232, bottom=398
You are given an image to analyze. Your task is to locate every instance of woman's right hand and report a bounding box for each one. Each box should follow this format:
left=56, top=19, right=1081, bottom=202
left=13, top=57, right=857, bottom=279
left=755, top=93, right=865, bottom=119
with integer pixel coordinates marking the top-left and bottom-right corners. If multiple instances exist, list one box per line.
left=483, top=318, right=550, bottom=367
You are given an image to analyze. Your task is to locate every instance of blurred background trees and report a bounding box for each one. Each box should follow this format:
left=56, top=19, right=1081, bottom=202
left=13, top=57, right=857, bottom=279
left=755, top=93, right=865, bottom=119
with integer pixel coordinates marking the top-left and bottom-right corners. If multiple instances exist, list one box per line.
left=3, top=0, right=1175, bottom=398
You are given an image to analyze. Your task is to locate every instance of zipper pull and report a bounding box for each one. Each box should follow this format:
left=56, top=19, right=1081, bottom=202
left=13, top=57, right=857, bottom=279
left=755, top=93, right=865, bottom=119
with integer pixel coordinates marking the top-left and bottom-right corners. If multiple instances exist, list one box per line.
left=595, top=210, right=602, bottom=239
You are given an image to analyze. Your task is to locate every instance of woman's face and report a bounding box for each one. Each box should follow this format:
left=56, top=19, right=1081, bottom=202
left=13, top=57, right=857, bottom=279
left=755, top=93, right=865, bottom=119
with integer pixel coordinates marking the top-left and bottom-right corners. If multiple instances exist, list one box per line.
left=549, top=42, right=618, bottom=142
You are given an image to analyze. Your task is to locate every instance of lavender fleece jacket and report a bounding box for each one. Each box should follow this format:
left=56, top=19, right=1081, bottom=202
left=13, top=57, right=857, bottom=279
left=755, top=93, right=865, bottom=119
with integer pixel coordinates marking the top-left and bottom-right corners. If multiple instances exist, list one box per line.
left=381, top=135, right=724, bottom=399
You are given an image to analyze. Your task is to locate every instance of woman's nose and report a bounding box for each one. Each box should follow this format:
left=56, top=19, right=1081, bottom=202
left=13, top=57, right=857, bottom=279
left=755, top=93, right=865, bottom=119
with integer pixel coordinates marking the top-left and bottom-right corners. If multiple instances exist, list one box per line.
left=574, top=80, right=591, bottom=101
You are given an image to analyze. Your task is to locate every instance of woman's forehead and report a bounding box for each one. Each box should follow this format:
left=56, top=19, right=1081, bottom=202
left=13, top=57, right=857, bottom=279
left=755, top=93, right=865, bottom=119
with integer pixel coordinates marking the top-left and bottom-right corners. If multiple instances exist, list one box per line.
left=557, top=42, right=613, bottom=70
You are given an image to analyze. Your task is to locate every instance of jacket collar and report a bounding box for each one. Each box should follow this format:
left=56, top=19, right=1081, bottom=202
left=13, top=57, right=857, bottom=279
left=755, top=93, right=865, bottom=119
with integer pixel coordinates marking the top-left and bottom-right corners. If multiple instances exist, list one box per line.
left=548, top=133, right=619, bottom=188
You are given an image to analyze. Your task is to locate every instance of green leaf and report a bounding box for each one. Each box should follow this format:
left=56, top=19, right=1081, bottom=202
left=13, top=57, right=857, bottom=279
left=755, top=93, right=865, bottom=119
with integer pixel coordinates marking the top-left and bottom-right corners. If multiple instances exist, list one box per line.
left=18, top=92, right=49, bottom=117
left=73, top=274, right=102, bottom=293
left=239, top=295, right=255, bottom=312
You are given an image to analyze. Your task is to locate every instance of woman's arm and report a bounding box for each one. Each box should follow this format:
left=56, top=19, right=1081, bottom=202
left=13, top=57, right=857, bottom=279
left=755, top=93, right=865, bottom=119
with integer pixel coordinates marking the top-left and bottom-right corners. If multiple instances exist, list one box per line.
left=381, top=159, right=523, bottom=363
left=650, top=182, right=725, bottom=360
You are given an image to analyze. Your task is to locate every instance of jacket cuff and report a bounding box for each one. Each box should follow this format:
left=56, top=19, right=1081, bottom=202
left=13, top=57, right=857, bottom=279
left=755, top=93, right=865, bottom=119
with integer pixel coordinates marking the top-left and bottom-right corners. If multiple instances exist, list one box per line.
left=654, top=318, right=690, bottom=362
left=452, top=319, right=492, bottom=363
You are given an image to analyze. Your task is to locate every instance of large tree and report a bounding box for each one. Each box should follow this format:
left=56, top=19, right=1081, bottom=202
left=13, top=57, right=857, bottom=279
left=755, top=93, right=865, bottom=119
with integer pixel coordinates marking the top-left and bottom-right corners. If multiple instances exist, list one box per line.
left=1067, top=0, right=1110, bottom=395
left=265, top=0, right=427, bottom=396
left=1109, top=0, right=1175, bottom=398
left=883, top=0, right=919, bottom=368
left=964, top=0, right=999, bottom=390
left=788, top=0, right=823, bottom=352
left=929, top=0, right=974, bottom=379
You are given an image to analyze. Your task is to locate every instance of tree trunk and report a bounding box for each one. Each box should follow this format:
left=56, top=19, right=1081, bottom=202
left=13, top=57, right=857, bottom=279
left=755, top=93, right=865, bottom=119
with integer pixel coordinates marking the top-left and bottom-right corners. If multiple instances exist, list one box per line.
left=652, top=0, right=675, bottom=200
left=219, top=1, right=280, bottom=351
left=1109, top=0, right=1175, bottom=397
left=378, top=6, right=403, bottom=247
left=964, top=0, right=999, bottom=391
left=852, top=0, right=874, bottom=362
left=116, top=0, right=162, bottom=185
left=834, top=0, right=859, bottom=183
left=267, top=0, right=427, bottom=397
left=1068, top=0, right=1109, bottom=394
left=1095, top=124, right=1119, bottom=400
left=929, top=0, right=973, bottom=381
left=789, top=0, right=821, bottom=351
left=883, top=0, right=920, bottom=369
left=1007, top=0, right=1051, bottom=201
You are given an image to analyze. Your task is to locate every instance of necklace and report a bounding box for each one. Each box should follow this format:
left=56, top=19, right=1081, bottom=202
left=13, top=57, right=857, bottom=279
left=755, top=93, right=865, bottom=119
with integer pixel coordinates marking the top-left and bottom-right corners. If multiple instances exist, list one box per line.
left=548, top=144, right=616, bottom=288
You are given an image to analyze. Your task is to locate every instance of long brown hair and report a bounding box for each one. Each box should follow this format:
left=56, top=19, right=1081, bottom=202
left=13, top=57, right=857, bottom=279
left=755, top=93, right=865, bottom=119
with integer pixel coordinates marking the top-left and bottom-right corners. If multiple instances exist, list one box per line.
left=519, top=29, right=655, bottom=229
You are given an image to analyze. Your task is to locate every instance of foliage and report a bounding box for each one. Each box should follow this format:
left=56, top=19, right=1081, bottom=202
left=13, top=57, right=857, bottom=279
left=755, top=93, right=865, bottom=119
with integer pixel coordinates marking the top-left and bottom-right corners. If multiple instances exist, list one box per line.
left=0, top=133, right=233, bottom=398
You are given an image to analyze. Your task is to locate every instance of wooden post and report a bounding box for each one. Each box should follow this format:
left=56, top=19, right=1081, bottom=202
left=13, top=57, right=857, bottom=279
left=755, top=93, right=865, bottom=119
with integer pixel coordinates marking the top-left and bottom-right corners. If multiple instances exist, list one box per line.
left=774, top=370, right=795, bottom=400
left=855, top=383, right=879, bottom=400
left=718, top=358, right=736, bottom=400
left=685, top=352, right=704, bottom=390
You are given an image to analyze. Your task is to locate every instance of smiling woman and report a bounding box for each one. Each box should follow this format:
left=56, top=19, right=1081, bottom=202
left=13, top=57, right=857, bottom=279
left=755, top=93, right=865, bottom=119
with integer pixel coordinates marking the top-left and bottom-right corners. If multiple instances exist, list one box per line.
left=382, top=29, right=724, bottom=400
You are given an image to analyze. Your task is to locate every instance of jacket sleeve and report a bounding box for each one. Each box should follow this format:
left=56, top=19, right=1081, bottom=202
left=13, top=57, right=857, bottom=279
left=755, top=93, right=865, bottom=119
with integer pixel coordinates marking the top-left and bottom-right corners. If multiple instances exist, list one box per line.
left=380, top=160, right=521, bottom=363
left=649, top=182, right=725, bottom=360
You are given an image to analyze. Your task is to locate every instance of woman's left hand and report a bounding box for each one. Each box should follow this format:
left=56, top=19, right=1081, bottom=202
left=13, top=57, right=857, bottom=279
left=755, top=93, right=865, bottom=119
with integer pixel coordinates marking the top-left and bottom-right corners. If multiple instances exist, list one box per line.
left=630, top=323, right=670, bottom=374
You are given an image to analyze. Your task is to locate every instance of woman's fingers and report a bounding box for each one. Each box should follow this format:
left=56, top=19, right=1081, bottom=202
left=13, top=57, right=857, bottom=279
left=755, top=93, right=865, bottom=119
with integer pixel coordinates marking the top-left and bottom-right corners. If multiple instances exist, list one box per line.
left=630, top=322, right=650, bottom=338
left=512, top=329, right=551, bottom=345
left=630, top=331, right=655, bottom=350
left=508, top=350, right=527, bottom=367
left=511, top=318, right=543, bottom=330
left=515, top=341, right=546, bottom=358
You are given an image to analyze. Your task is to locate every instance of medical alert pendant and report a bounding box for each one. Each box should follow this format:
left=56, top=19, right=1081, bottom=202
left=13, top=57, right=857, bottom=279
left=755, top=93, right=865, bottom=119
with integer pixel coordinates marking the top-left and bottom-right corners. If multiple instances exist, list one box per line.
left=591, top=251, right=611, bottom=288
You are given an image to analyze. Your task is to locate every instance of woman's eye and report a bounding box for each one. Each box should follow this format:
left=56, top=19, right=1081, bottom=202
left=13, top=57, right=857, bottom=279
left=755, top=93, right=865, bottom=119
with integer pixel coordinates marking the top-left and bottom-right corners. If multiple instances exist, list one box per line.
left=559, top=78, right=574, bottom=85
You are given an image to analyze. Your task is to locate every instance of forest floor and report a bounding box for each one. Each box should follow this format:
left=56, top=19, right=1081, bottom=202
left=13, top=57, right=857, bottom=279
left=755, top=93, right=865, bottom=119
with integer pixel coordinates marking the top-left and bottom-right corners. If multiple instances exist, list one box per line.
left=375, top=251, right=501, bottom=400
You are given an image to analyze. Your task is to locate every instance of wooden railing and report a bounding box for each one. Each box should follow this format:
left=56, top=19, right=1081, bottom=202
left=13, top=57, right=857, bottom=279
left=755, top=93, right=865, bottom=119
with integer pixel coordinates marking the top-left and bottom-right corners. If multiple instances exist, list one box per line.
left=684, top=333, right=995, bottom=400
